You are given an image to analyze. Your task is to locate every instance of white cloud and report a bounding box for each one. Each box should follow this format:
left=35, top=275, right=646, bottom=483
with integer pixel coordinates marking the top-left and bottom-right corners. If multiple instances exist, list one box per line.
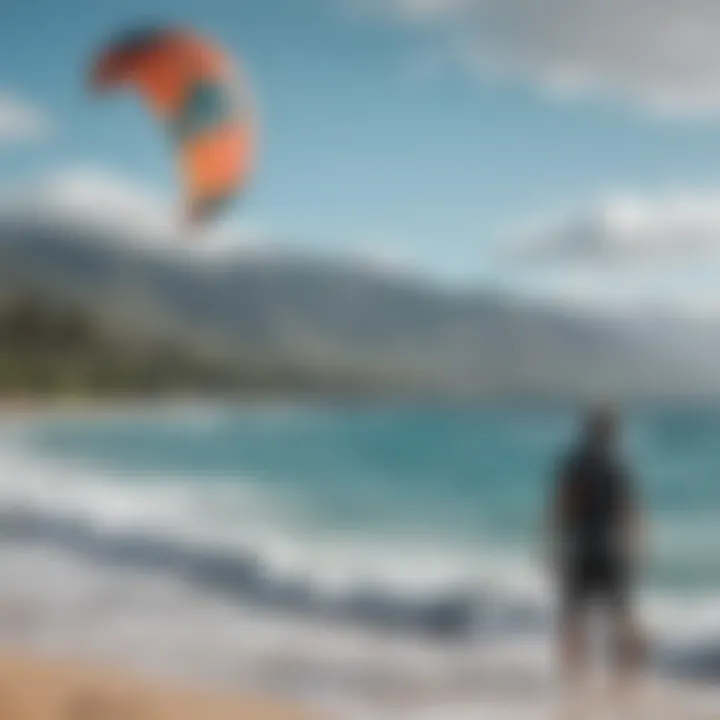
left=0, top=166, right=265, bottom=259
left=2, top=166, right=176, bottom=242
left=508, top=193, right=720, bottom=262
left=0, top=91, right=47, bottom=142
left=357, top=0, right=720, bottom=117
left=350, top=235, right=430, bottom=277
left=32, top=168, right=170, bottom=226
left=494, top=190, right=720, bottom=316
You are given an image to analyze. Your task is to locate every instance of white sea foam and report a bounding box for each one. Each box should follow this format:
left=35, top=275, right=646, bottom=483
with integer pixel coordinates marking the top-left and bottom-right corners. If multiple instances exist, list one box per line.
left=0, top=424, right=538, bottom=603
left=0, top=425, right=711, bottom=635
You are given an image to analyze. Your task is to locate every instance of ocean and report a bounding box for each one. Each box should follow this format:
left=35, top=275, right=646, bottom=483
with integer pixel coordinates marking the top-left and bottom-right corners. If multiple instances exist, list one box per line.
left=0, top=404, right=718, bottom=713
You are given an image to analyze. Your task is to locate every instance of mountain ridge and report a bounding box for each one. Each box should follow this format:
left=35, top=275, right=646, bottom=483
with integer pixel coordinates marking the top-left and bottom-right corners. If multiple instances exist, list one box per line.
left=0, top=205, right=718, bottom=400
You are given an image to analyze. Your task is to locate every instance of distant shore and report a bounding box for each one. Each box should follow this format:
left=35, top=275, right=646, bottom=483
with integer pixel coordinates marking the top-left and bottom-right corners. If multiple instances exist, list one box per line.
left=0, top=395, right=238, bottom=422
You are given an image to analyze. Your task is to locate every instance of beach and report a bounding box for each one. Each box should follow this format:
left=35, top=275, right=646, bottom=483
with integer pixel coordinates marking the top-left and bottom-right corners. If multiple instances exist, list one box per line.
left=0, top=553, right=718, bottom=719
left=0, top=405, right=719, bottom=718
left=0, top=652, right=320, bottom=720
left=0, top=645, right=717, bottom=720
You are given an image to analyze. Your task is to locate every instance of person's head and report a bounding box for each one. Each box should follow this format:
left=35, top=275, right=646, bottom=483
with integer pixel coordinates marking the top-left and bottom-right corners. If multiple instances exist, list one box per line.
left=582, top=405, right=618, bottom=450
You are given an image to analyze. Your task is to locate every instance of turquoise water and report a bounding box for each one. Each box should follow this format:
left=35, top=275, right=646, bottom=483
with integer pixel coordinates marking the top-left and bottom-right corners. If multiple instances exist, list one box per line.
left=15, top=405, right=720, bottom=602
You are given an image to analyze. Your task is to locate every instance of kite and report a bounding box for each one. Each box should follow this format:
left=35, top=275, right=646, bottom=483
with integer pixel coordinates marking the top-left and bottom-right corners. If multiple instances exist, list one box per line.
left=90, top=26, right=255, bottom=224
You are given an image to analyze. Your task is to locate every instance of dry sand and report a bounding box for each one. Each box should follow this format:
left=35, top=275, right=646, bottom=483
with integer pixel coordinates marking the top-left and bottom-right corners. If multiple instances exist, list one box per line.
left=0, top=652, right=322, bottom=720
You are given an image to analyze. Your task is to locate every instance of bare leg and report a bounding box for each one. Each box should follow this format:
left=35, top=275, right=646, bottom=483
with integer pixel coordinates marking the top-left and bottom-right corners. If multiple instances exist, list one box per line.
left=611, top=612, right=645, bottom=709
left=559, top=612, right=592, bottom=720
left=561, top=612, right=588, bottom=686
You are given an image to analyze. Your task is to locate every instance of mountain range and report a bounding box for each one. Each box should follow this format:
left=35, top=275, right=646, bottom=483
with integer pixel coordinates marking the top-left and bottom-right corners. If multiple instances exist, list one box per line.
left=0, top=195, right=718, bottom=400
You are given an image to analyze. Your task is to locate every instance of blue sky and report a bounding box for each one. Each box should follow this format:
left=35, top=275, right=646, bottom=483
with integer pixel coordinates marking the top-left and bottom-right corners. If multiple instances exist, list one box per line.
left=5, top=0, right=720, bottom=296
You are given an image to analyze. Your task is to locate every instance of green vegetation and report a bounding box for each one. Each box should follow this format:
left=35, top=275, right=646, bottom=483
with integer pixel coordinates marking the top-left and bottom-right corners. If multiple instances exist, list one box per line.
left=0, top=293, right=386, bottom=399
left=0, top=293, right=224, bottom=397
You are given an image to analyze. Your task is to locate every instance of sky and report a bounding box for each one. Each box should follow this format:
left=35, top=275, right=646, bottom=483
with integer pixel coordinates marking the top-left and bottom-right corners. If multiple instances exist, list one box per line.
left=5, top=0, right=720, bottom=310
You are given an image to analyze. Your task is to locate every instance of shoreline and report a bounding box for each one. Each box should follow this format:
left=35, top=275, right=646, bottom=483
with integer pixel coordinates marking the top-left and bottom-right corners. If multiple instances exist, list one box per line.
left=0, top=405, right=720, bottom=717
left=0, top=646, right=718, bottom=720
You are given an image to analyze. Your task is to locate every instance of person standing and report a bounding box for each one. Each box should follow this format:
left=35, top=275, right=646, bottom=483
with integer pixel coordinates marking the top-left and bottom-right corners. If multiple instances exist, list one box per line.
left=548, top=407, right=644, bottom=694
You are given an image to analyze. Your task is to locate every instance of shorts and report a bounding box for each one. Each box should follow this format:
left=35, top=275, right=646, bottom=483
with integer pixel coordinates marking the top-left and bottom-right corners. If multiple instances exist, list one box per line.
left=561, top=551, right=630, bottom=618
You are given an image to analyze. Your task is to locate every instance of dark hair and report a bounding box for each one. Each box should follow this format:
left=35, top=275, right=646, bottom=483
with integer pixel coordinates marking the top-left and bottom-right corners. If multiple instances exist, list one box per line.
left=583, top=405, right=618, bottom=448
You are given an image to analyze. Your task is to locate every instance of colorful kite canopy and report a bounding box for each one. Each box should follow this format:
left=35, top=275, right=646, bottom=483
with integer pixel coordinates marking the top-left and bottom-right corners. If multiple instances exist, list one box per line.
left=90, top=26, right=255, bottom=224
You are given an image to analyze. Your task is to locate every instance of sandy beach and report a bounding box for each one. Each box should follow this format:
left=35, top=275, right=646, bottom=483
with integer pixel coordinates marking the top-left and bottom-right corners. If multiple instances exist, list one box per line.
left=0, top=652, right=322, bottom=720
left=0, top=648, right=719, bottom=720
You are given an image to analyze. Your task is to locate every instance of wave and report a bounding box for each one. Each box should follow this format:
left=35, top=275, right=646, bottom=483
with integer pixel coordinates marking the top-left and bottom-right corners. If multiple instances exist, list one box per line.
left=0, top=507, right=549, bottom=639
left=0, top=434, right=551, bottom=642
left=0, top=428, right=720, bottom=685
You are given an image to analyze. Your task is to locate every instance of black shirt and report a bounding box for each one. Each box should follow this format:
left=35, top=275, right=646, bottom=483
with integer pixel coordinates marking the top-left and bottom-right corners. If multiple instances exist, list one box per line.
left=556, top=444, right=634, bottom=559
